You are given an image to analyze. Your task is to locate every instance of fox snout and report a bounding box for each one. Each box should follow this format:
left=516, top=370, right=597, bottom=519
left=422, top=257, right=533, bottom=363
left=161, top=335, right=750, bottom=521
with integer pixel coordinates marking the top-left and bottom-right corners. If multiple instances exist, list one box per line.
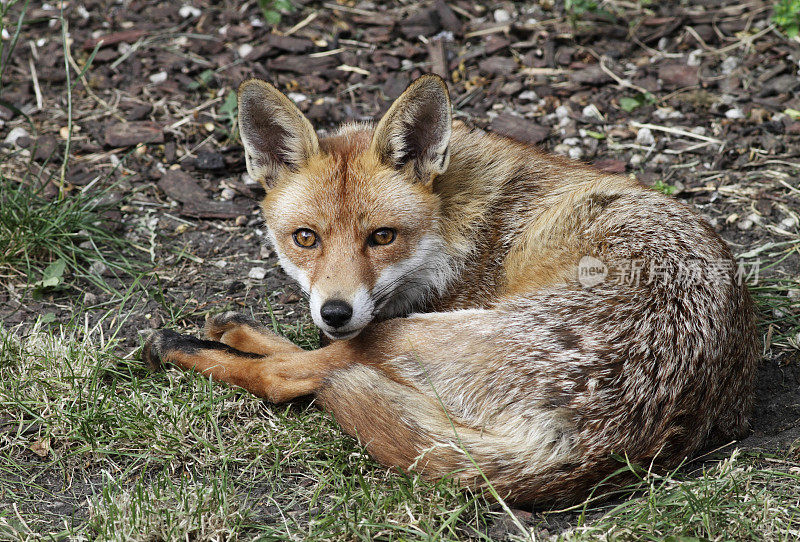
left=310, top=287, right=376, bottom=340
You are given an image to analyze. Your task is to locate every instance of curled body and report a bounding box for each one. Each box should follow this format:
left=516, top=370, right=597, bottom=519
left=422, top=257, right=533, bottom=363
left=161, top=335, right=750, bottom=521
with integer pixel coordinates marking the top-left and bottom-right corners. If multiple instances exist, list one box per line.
left=144, top=75, right=758, bottom=504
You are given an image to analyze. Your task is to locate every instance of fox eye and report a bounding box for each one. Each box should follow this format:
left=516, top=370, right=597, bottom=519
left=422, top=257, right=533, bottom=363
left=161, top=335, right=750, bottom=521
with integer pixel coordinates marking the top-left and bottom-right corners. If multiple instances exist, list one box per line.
left=293, top=228, right=318, bottom=248
left=368, top=228, right=395, bottom=246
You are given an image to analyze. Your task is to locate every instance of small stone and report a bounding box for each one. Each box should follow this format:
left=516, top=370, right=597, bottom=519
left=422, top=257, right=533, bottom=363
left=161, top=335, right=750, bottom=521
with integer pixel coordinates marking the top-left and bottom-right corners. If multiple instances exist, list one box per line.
left=555, top=105, right=570, bottom=120
left=725, top=108, right=745, bottom=119
left=179, top=5, right=201, bottom=17
left=235, top=215, right=248, bottom=226
left=553, top=143, right=570, bottom=156
left=568, top=147, right=584, bottom=160
left=737, top=218, right=754, bottom=231
left=720, top=56, right=739, bottom=75
left=581, top=104, right=603, bottom=121
left=248, top=267, right=267, bottom=280
left=238, top=43, right=253, bottom=58
left=220, top=187, right=236, bottom=201
left=149, top=71, right=167, bottom=84
left=780, top=216, right=798, bottom=229
left=654, top=107, right=684, bottom=120
left=635, top=127, right=655, bottom=146
left=214, top=260, right=228, bottom=268
left=518, top=90, right=538, bottom=102
left=494, top=9, right=511, bottom=22
left=84, top=292, right=98, bottom=305
left=4, top=126, right=29, bottom=145
left=89, top=261, right=108, bottom=275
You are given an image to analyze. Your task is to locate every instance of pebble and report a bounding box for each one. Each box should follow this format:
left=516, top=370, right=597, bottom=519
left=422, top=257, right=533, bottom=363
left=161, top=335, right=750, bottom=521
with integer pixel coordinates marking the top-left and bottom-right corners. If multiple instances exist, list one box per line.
left=179, top=5, right=201, bottom=18
left=687, top=49, right=702, bottom=67
left=89, top=261, right=108, bottom=275
left=725, top=108, right=745, bottom=119
left=737, top=218, right=754, bottom=231
left=149, top=71, right=167, bottom=84
left=494, top=9, right=511, bottom=22
left=721, top=56, right=739, bottom=75
left=581, top=104, right=603, bottom=121
left=287, top=92, right=307, bottom=104
left=4, top=126, right=29, bottom=145
left=552, top=143, right=570, bottom=156
left=214, top=260, right=228, bottom=269
left=555, top=105, right=570, bottom=120
left=629, top=154, right=643, bottom=166
left=238, top=43, right=253, bottom=58
left=518, top=90, right=538, bottom=102
left=220, top=187, right=236, bottom=201
left=568, top=147, right=584, bottom=160
left=635, top=127, right=655, bottom=146
left=787, top=289, right=800, bottom=301
left=248, top=267, right=267, bottom=280
left=654, top=107, right=684, bottom=120
left=780, top=216, right=798, bottom=229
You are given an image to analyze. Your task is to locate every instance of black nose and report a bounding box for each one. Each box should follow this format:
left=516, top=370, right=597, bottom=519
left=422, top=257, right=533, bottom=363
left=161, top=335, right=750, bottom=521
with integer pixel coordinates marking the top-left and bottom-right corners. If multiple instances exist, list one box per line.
left=320, top=300, right=353, bottom=328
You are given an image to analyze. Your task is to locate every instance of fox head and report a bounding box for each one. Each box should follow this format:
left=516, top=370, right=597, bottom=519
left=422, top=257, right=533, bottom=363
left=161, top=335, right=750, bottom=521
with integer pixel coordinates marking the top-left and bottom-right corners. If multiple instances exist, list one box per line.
left=238, top=75, right=454, bottom=340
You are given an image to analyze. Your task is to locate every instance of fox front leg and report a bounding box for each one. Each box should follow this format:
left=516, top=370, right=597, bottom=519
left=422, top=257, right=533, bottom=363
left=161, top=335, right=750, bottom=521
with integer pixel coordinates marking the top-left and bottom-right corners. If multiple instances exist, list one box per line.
left=142, top=328, right=354, bottom=403
left=203, top=311, right=302, bottom=356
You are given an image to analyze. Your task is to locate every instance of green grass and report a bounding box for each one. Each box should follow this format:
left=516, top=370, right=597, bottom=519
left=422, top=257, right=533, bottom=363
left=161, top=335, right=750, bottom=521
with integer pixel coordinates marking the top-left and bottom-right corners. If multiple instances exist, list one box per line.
left=0, top=322, right=492, bottom=540
left=0, top=320, right=798, bottom=540
left=0, top=177, right=137, bottom=295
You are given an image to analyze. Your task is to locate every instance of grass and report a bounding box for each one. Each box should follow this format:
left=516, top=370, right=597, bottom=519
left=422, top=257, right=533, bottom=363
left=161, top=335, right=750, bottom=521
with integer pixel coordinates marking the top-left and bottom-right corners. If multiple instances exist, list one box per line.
left=0, top=321, right=491, bottom=540
left=0, top=319, right=799, bottom=540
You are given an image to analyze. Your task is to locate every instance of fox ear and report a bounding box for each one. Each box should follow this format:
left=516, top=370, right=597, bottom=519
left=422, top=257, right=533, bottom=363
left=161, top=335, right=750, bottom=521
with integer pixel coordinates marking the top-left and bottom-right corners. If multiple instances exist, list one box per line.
left=371, top=74, right=452, bottom=184
left=238, top=79, right=319, bottom=188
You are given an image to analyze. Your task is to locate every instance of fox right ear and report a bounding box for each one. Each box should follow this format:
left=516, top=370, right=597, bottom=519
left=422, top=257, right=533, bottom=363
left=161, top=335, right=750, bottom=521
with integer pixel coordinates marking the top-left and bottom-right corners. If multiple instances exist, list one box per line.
left=371, top=74, right=452, bottom=185
left=238, top=79, right=319, bottom=188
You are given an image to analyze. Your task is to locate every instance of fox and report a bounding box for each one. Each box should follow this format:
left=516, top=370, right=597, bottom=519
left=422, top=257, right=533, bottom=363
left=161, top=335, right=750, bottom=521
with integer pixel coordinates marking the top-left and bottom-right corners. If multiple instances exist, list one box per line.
left=143, top=74, right=759, bottom=504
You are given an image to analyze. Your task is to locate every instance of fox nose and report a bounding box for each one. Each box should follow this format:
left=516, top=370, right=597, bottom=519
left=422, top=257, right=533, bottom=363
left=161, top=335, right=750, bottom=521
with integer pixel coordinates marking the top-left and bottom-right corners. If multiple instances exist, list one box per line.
left=320, top=300, right=353, bottom=328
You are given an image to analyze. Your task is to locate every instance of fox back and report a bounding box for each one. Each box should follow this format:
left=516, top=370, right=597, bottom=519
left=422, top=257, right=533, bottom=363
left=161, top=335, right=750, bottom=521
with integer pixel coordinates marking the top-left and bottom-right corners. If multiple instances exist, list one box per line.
left=225, top=75, right=759, bottom=502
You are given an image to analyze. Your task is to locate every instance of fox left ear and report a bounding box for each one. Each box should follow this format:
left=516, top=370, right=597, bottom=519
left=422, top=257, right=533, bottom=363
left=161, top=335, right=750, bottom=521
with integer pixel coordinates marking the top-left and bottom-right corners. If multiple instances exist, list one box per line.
left=238, top=79, right=319, bottom=188
left=371, top=74, right=452, bottom=184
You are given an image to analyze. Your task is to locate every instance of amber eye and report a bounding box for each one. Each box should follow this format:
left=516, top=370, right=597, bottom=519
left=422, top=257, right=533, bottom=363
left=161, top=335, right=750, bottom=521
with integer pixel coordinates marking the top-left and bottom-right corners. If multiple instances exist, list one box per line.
left=368, top=228, right=395, bottom=246
left=293, top=228, right=318, bottom=248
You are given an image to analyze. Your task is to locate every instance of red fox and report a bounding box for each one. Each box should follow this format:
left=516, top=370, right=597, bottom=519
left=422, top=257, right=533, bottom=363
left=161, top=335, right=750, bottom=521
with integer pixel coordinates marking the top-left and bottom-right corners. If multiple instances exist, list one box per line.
left=144, top=75, right=758, bottom=503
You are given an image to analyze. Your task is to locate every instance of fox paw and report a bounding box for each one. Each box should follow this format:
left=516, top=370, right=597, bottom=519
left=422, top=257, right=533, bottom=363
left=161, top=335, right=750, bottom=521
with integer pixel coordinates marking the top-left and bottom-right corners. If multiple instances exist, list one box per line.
left=141, top=329, right=180, bottom=370
left=204, top=311, right=264, bottom=341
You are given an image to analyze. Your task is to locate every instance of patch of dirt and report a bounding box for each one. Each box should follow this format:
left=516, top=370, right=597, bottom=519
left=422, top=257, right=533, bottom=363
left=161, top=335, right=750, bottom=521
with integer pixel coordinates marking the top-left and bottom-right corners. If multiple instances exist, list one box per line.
left=1, top=0, right=799, bottom=533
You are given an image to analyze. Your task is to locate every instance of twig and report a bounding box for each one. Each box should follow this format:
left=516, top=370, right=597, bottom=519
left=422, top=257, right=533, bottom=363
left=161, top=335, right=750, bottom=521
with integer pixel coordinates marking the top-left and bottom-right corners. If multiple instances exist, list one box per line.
left=598, top=56, right=653, bottom=96
left=58, top=10, right=72, bottom=197
left=337, top=64, right=370, bottom=76
left=630, top=121, right=723, bottom=144
left=168, top=96, right=222, bottom=130
left=776, top=178, right=800, bottom=197
left=322, top=2, right=379, bottom=16
left=284, top=12, right=317, bottom=36
left=464, top=25, right=509, bottom=38
left=28, top=44, right=42, bottom=110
